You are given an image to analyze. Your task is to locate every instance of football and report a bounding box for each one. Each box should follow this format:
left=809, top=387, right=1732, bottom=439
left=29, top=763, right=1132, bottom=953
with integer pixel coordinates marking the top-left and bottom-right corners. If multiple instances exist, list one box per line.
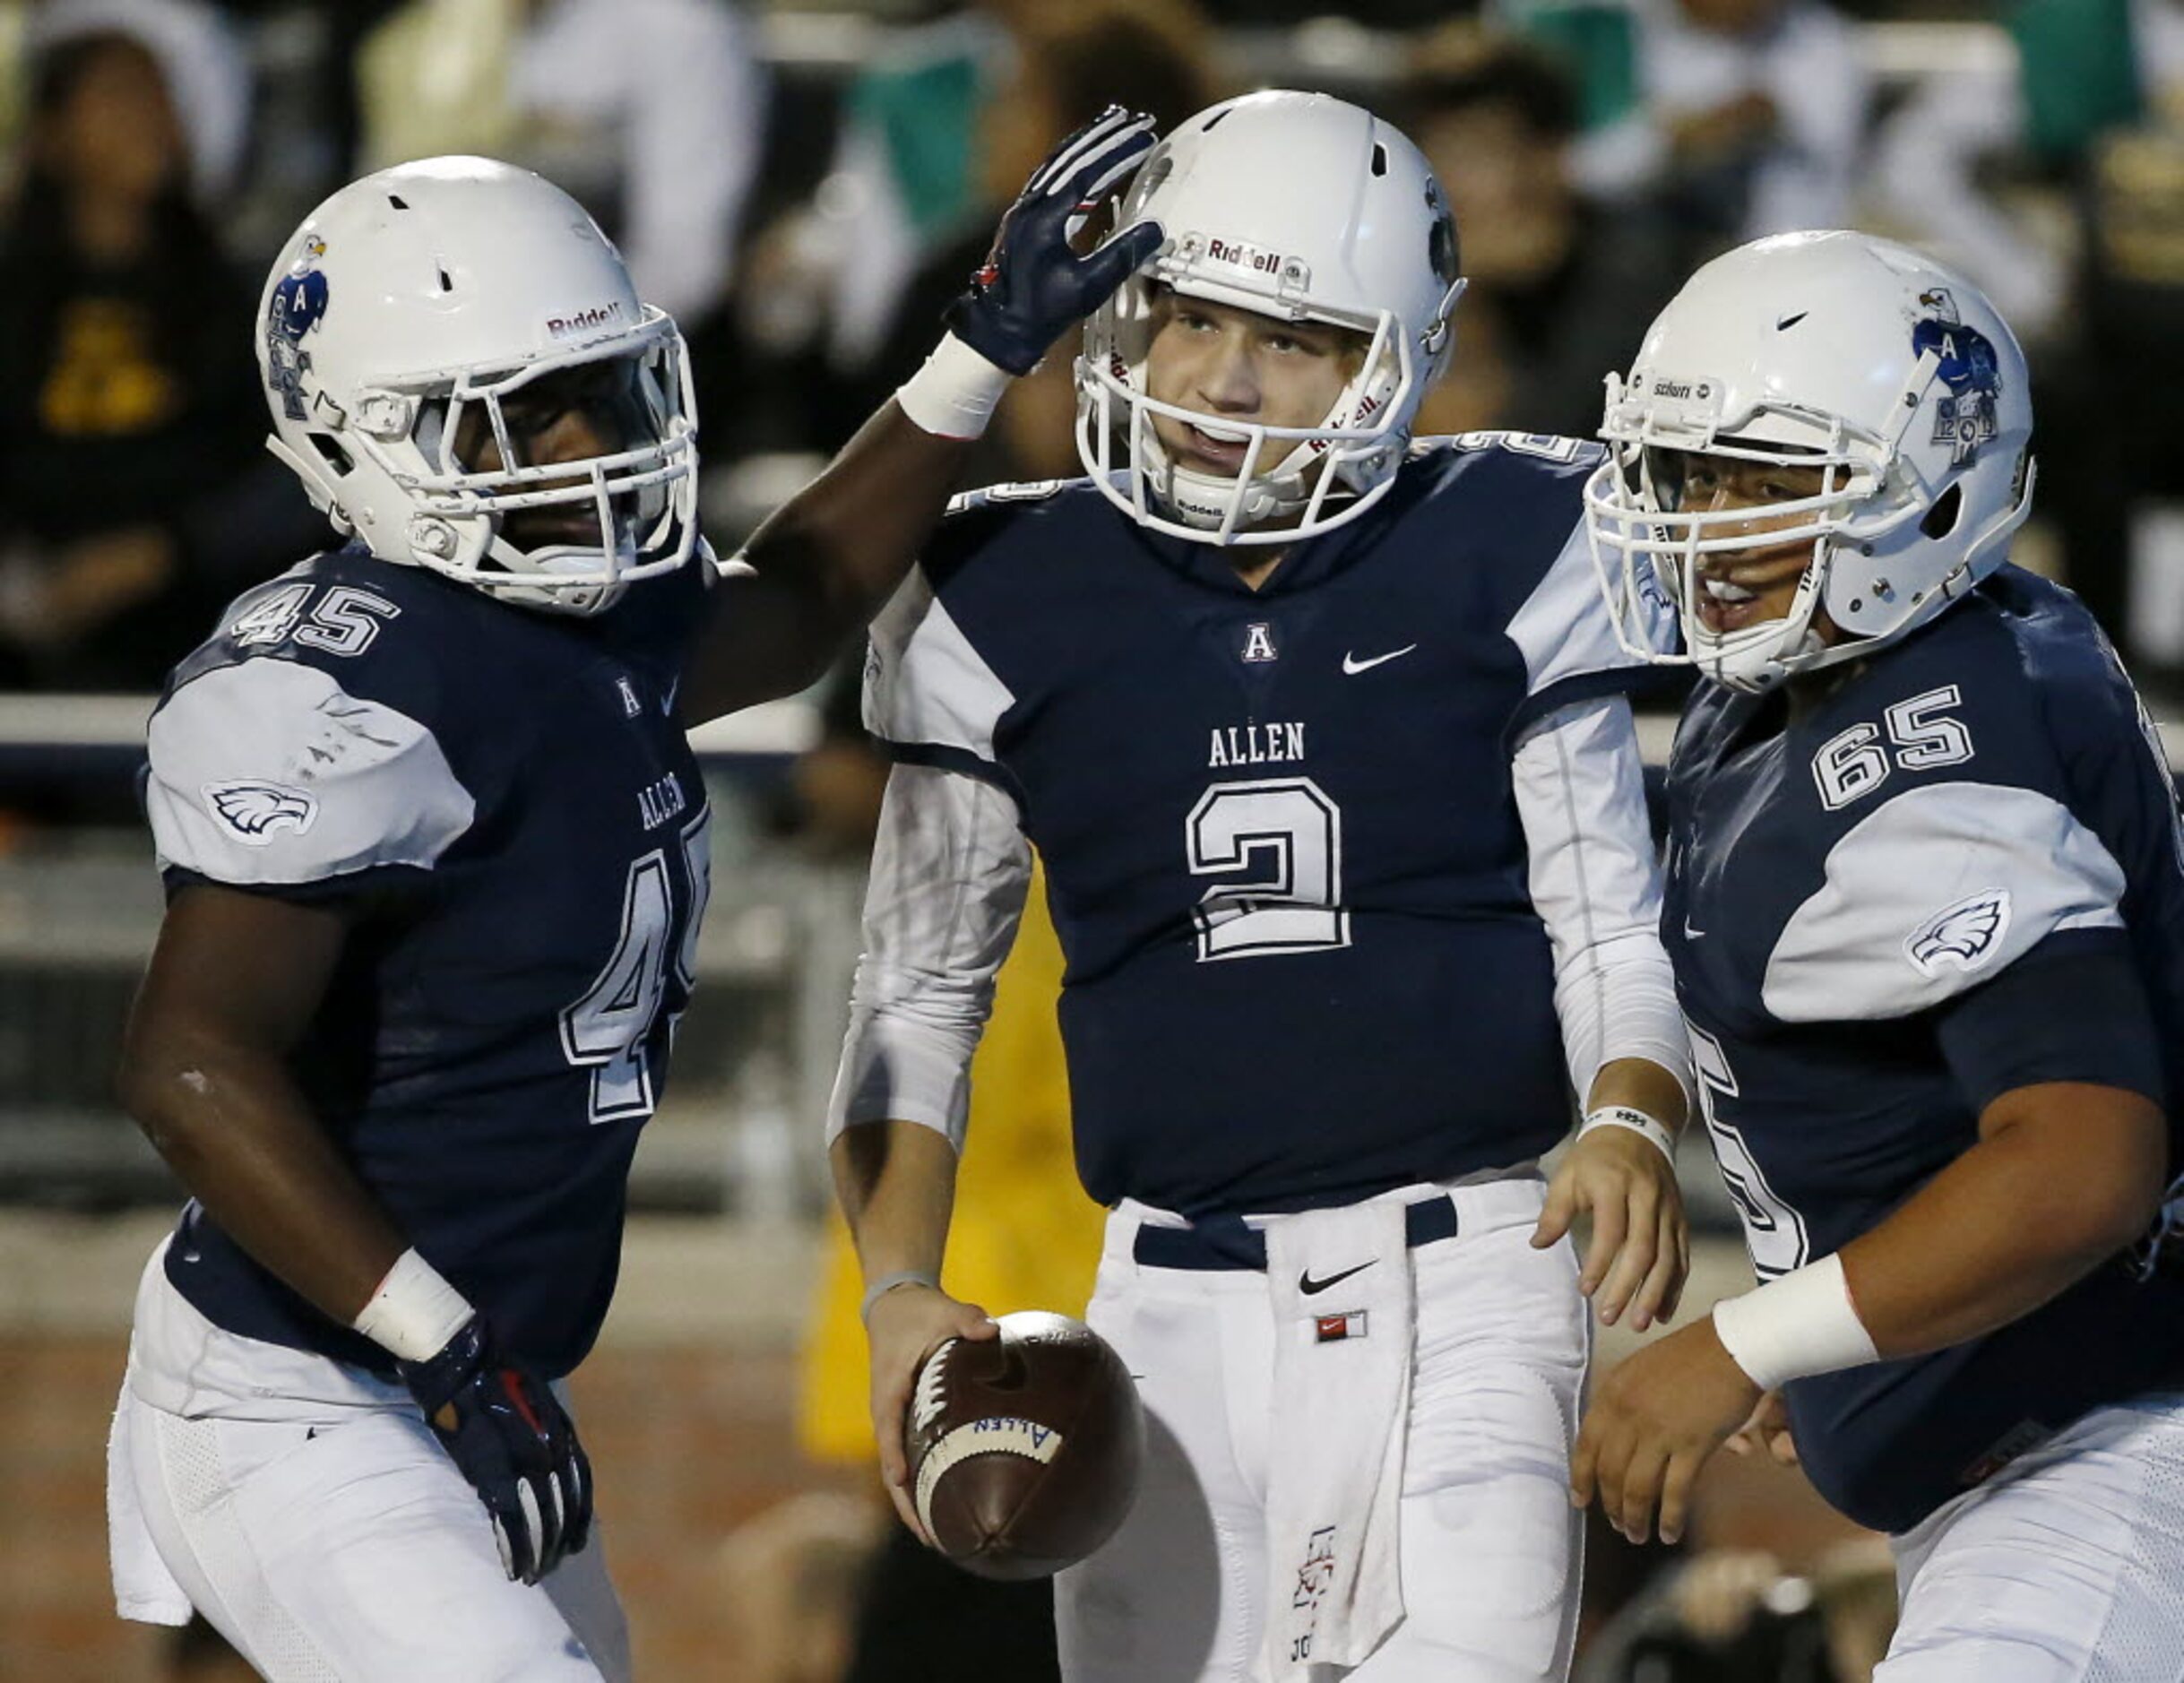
left=904, top=1309, right=1144, bottom=1581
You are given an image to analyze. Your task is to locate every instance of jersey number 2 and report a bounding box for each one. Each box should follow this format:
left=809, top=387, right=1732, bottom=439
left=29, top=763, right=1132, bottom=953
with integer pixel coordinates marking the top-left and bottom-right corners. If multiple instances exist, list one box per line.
left=559, top=810, right=713, bottom=1123
left=1187, top=777, right=1350, bottom=961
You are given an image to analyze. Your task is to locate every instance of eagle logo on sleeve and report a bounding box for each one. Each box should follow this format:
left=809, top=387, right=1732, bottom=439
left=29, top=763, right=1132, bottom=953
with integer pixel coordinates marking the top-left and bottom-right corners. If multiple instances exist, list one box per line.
left=203, top=780, right=319, bottom=845
left=1904, top=888, right=2011, bottom=977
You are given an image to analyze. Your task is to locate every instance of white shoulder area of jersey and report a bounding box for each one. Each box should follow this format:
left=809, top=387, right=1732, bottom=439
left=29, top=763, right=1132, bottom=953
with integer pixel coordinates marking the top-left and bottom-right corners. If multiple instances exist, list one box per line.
left=1505, top=482, right=1666, bottom=698
left=862, top=565, right=1016, bottom=763
left=146, top=660, right=477, bottom=885
left=1761, top=781, right=2127, bottom=1023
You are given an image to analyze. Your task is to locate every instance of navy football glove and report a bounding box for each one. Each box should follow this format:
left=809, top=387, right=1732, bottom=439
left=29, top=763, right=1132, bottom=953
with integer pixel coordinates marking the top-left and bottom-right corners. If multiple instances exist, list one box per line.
left=399, top=1318, right=592, bottom=1585
left=944, top=105, right=1167, bottom=376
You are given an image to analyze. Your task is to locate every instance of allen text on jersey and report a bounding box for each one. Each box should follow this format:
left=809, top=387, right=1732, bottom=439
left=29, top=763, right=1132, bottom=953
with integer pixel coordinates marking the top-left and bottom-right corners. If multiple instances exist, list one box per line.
left=1208, top=721, right=1306, bottom=768
left=638, top=771, right=688, bottom=830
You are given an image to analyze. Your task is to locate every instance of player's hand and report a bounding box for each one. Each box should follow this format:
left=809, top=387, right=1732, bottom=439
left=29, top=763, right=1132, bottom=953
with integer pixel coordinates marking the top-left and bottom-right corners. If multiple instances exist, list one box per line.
left=864, top=1283, right=997, bottom=1545
left=1533, top=1124, right=1690, bottom=1330
left=1569, top=1316, right=1760, bottom=1547
left=398, top=1318, right=592, bottom=1585
left=1723, top=1387, right=1800, bottom=1466
left=943, top=105, right=1165, bottom=375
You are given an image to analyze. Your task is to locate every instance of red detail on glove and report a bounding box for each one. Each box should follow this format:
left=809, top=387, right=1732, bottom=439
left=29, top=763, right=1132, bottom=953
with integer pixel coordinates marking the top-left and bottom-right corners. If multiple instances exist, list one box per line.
left=499, top=1369, right=548, bottom=1436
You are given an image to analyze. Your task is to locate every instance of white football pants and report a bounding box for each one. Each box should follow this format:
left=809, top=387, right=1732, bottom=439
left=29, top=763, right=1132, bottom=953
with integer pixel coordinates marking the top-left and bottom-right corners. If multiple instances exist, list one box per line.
left=1056, top=1174, right=1589, bottom=1683
left=108, top=1247, right=629, bottom=1683
left=1878, top=1391, right=2184, bottom=1680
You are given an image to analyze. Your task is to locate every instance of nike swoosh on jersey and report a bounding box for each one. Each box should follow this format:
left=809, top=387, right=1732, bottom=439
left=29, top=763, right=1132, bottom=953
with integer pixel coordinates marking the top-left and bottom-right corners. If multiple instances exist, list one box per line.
left=1298, top=1261, right=1376, bottom=1295
left=1342, top=644, right=1418, bottom=675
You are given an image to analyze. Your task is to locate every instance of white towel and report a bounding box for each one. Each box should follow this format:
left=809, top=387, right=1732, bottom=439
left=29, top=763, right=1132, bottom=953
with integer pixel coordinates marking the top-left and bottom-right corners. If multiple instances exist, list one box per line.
left=1260, top=1200, right=1414, bottom=1679
left=108, top=1385, right=193, bottom=1627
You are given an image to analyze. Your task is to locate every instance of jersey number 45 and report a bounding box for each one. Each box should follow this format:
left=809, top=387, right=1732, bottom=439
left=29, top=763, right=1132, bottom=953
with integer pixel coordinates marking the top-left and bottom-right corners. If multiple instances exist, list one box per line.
left=559, top=809, right=713, bottom=1124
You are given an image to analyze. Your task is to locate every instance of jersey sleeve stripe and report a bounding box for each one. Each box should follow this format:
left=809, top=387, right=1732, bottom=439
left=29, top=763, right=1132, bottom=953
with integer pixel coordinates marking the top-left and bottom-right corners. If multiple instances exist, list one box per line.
left=877, top=739, right=1029, bottom=811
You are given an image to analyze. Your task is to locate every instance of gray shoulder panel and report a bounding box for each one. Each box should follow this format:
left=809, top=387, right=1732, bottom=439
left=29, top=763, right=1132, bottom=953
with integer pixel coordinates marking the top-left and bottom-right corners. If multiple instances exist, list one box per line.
left=146, top=660, right=477, bottom=885
left=862, top=565, right=1016, bottom=763
left=1506, top=506, right=1669, bottom=699
left=1762, top=781, right=2127, bottom=1023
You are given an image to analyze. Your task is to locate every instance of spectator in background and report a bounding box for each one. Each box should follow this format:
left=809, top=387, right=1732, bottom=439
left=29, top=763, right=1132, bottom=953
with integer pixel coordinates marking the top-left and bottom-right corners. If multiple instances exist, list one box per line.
left=837, top=0, right=1220, bottom=479
left=1512, top=0, right=1869, bottom=260
left=1402, top=23, right=1682, bottom=440
left=1877, top=0, right=2184, bottom=686
left=725, top=0, right=1022, bottom=465
left=804, top=1, right=1025, bottom=388
left=1871, top=0, right=2182, bottom=343
left=356, top=0, right=766, bottom=333
left=0, top=7, right=316, bottom=694
left=23, top=0, right=251, bottom=203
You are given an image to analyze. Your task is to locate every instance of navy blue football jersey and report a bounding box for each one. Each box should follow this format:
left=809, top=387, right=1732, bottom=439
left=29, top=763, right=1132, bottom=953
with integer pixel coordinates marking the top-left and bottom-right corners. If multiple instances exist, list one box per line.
left=1665, top=566, right=2184, bottom=1533
left=142, top=544, right=712, bottom=1377
left=865, top=436, right=1667, bottom=1217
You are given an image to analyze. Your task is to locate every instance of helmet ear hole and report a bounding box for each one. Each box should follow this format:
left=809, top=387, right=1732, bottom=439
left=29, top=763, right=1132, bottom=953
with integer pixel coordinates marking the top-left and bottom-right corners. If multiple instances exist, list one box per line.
left=1921, top=483, right=1964, bottom=540
left=306, top=433, right=355, bottom=478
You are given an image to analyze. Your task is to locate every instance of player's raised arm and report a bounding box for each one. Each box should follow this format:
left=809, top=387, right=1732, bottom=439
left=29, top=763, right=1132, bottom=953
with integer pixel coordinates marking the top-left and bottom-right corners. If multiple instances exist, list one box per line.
left=678, top=107, right=1165, bottom=723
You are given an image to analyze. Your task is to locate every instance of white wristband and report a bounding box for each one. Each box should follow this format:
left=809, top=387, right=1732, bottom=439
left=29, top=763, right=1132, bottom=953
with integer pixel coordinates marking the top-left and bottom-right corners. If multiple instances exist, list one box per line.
left=894, top=332, right=1013, bottom=440
left=352, top=1248, right=475, bottom=1363
left=1577, top=1104, right=1678, bottom=1166
left=859, top=1268, right=941, bottom=1325
left=1711, top=1253, right=1881, bottom=1392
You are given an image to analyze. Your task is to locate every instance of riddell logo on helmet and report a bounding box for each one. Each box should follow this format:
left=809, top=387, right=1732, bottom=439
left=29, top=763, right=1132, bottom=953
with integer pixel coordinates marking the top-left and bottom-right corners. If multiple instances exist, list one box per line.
left=546, top=303, right=625, bottom=339
left=1204, top=237, right=1287, bottom=279
left=1213, top=237, right=1275, bottom=276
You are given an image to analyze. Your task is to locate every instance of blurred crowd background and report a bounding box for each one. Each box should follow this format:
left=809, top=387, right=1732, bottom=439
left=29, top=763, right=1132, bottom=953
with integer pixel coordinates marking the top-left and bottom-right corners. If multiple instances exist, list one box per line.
left=3, top=0, right=2181, bottom=1679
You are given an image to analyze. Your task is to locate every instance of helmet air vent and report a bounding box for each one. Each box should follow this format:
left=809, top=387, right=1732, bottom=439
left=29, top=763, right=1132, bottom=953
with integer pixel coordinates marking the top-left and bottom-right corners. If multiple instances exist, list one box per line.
left=1371, top=143, right=1388, bottom=177
left=387, top=194, right=409, bottom=211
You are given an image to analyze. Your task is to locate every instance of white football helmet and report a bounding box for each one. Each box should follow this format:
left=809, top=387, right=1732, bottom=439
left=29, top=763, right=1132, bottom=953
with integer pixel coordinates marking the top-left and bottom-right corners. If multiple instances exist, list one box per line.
left=258, top=156, right=698, bottom=616
left=1075, top=91, right=1466, bottom=546
left=1585, top=230, right=2035, bottom=692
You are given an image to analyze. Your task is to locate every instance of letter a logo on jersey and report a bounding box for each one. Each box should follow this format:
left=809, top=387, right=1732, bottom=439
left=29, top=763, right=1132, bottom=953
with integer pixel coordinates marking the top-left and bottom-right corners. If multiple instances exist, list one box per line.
left=1241, top=622, right=1278, bottom=663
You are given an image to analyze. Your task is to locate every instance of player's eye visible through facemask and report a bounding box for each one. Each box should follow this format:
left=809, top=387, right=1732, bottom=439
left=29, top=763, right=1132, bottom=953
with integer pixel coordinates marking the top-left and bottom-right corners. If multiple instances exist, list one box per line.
left=448, top=358, right=652, bottom=473
left=505, top=365, right=636, bottom=458
left=1645, top=448, right=1689, bottom=513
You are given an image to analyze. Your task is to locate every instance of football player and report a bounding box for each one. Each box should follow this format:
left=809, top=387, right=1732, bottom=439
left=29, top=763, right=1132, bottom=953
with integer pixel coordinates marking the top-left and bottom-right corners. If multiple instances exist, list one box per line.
left=106, top=126, right=1158, bottom=1683
left=829, top=91, right=1695, bottom=1681
left=1580, top=230, right=2184, bottom=1674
